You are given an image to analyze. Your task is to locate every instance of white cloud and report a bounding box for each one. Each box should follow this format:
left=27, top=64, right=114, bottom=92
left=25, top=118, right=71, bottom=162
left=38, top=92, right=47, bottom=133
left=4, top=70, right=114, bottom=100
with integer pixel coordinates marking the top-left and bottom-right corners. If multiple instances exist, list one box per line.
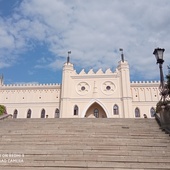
left=0, top=0, right=170, bottom=80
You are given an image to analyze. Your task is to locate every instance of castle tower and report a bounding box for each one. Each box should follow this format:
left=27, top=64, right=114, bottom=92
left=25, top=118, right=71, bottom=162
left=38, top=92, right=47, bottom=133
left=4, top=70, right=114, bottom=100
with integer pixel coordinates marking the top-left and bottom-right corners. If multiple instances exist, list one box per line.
left=117, top=60, right=133, bottom=118
left=60, top=52, right=74, bottom=117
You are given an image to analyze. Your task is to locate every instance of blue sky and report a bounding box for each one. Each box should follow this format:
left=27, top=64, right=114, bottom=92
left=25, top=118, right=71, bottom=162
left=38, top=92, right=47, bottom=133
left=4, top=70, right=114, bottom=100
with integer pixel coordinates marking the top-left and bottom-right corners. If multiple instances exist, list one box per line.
left=0, top=0, right=170, bottom=84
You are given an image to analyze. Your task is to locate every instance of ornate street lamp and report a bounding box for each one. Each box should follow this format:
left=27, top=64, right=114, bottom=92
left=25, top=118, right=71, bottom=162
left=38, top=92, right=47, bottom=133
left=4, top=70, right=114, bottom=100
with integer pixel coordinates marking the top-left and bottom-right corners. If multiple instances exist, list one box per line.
left=153, top=48, right=170, bottom=133
left=153, top=48, right=166, bottom=101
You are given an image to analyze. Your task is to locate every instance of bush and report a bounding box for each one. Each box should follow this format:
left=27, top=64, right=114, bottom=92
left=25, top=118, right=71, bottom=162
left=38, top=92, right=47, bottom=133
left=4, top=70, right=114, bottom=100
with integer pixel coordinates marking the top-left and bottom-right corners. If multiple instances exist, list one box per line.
left=166, top=66, right=170, bottom=96
left=156, top=66, right=170, bottom=113
left=0, top=105, right=7, bottom=116
left=156, top=100, right=170, bottom=113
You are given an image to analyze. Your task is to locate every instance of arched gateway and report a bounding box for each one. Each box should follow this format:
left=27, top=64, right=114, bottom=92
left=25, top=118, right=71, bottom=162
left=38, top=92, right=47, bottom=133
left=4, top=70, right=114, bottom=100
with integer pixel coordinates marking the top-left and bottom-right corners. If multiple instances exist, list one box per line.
left=83, top=101, right=108, bottom=118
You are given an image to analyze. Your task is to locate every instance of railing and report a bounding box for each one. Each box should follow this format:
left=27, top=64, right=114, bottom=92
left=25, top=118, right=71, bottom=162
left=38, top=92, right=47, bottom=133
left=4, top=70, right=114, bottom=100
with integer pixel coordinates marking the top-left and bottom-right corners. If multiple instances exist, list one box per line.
left=155, top=112, right=170, bottom=135
left=0, top=114, right=12, bottom=120
left=155, top=113, right=161, bottom=126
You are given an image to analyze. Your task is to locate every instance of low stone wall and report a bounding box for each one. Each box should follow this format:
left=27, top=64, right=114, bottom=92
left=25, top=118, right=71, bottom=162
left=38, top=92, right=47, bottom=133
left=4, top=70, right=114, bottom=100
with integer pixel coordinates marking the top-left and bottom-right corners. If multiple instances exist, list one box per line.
left=156, top=107, right=170, bottom=134
left=0, top=114, right=12, bottom=120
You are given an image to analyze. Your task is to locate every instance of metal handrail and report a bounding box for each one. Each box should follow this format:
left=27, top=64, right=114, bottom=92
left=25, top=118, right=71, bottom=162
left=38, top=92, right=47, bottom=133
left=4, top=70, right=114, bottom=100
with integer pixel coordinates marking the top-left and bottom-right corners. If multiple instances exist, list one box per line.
left=155, top=112, right=170, bottom=135
left=0, top=114, right=12, bottom=120
left=155, top=113, right=161, bottom=126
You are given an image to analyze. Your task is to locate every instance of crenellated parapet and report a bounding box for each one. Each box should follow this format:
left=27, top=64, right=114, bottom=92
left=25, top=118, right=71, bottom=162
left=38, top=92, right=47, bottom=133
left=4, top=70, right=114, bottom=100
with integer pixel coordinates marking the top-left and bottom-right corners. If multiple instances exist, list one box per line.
left=131, top=80, right=160, bottom=84
left=131, top=80, right=160, bottom=88
left=78, top=68, right=119, bottom=76
left=0, top=83, right=61, bottom=90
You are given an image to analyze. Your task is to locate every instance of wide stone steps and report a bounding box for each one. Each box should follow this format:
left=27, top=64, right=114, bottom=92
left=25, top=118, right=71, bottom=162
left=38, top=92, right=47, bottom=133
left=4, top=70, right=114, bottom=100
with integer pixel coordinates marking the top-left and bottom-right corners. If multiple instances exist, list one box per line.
left=0, top=118, right=170, bottom=169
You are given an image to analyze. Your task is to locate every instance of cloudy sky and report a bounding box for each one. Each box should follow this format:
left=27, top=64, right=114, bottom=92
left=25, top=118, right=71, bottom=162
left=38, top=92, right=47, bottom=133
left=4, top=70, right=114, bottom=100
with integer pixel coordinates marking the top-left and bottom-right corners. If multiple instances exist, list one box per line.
left=0, top=0, right=170, bottom=84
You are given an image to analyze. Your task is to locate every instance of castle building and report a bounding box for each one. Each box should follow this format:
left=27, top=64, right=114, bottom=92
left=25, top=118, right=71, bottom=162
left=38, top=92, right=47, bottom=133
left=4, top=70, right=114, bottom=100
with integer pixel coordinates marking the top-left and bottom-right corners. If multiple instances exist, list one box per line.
left=0, top=57, right=160, bottom=119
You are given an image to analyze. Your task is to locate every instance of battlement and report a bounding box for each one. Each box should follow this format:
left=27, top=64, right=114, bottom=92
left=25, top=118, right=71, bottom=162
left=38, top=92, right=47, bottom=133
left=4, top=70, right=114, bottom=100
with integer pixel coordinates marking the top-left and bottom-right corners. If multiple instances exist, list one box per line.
left=131, top=80, right=160, bottom=84
left=1, top=83, right=61, bottom=88
left=78, top=68, right=118, bottom=75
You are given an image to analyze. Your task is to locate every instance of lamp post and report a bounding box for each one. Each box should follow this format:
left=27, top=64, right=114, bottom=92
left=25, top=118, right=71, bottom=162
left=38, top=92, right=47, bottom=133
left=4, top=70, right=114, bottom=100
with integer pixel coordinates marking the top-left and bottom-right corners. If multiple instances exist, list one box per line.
left=153, top=48, right=166, bottom=101
left=153, top=48, right=170, bottom=132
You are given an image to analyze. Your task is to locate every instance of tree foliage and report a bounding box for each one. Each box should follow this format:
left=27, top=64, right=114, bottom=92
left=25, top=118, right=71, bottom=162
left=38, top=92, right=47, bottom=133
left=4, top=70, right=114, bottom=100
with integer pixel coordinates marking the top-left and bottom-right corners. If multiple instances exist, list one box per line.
left=156, top=66, right=170, bottom=113
left=0, top=105, right=7, bottom=116
left=166, top=66, right=170, bottom=96
left=156, top=100, right=170, bottom=113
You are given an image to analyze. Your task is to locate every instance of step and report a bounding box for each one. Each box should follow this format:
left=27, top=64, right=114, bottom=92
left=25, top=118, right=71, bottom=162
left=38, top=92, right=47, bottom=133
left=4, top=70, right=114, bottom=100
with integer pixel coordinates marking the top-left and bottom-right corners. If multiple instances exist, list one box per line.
left=0, top=118, right=170, bottom=169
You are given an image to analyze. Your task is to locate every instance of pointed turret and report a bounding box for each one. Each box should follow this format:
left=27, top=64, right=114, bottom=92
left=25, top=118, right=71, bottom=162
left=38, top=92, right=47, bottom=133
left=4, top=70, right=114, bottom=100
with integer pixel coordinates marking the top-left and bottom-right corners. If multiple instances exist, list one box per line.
left=67, top=51, right=71, bottom=64
left=119, top=48, right=124, bottom=62
left=0, top=74, right=4, bottom=86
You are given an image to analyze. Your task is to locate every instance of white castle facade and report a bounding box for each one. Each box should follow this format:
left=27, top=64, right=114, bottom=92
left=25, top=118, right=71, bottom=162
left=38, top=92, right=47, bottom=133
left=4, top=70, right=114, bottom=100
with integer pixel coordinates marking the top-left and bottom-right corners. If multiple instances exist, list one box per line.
left=0, top=59, right=160, bottom=119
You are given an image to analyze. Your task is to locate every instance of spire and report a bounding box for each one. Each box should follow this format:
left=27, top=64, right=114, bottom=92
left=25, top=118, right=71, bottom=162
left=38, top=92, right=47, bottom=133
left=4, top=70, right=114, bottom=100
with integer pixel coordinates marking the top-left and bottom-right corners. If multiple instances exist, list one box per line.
left=119, top=48, right=124, bottom=62
left=0, top=74, right=4, bottom=86
left=67, top=51, right=71, bottom=63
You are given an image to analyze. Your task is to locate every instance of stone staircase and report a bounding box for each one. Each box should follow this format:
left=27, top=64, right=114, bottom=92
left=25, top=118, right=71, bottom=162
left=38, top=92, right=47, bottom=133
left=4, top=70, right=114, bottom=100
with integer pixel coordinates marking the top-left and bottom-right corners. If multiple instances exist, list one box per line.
left=0, top=118, right=170, bottom=170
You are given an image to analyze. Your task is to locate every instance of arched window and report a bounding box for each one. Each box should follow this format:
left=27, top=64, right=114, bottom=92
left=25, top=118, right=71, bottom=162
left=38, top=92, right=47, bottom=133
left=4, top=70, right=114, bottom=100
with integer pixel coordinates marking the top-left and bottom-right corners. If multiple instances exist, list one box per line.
left=150, top=107, right=155, bottom=117
left=113, top=104, right=119, bottom=115
left=94, top=108, right=99, bottom=118
left=27, top=109, right=31, bottom=118
left=13, top=109, right=18, bottom=119
left=135, top=107, right=140, bottom=117
left=55, top=108, right=60, bottom=118
left=74, top=105, right=79, bottom=115
left=41, top=109, right=45, bottom=118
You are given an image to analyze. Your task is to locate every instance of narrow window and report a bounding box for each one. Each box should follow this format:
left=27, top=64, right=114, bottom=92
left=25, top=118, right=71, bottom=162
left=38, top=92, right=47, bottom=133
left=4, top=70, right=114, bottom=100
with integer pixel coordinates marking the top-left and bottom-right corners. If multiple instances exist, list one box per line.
left=13, top=109, right=18, bottom=119
left=94, top=108, right=99, bottom=118
left=150, top=107, right=155, bottom=117
left=113, top=104, right=119, bottom=115
left=135, top=107, right=140, bottom=117
left=55, top=108, right=60, bottom=118
left=27, top=109, right=31, bottom=118
left=41, top=109, right=45, bottom=118
left=74, top=105, right=79, bottom=115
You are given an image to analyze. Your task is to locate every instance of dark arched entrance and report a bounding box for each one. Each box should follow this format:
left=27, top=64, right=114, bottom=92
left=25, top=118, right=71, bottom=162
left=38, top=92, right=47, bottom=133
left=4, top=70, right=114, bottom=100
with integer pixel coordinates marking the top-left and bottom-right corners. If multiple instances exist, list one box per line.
left=85, top=102, right=107, bottom=118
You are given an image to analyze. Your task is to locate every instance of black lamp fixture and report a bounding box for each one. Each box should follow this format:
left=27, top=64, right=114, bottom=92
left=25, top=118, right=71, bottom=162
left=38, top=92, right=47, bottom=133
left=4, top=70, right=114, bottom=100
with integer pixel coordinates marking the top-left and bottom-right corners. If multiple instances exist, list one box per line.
left=153, top=48, right=165, bottom=64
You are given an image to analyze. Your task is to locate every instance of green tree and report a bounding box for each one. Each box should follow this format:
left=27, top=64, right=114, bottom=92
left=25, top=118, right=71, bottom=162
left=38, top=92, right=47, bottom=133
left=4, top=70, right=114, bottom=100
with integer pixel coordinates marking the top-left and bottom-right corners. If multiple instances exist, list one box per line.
left=0, top=105, right=6, bottom=116
left=166, top=66, right=170, bottom=96
left=156, top=66, right=170, bottom=113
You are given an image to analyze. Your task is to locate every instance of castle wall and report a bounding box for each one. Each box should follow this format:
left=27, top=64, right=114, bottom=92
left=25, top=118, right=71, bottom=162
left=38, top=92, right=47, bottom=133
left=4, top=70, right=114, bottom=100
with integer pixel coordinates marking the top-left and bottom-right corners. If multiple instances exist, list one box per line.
left=60, top=61, right=125, bottom=118
left=131, top=81, right=160, bottom=118
left=0, top=61, right=161, bottom=119
left=60, top=61, right=133, bottom=118
left=0, top=83, right=61, bottom=118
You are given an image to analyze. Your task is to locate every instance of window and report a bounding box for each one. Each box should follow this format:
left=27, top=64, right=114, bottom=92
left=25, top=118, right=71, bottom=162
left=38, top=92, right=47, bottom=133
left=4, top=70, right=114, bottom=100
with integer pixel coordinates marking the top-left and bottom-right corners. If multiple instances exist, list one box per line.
left=113, top=104, right=119, bottom=115
left=41, top=109, right=45, bottom=118
left=135, top=107, right=140, bottom=117
left=13, top=109, right=18, bottom=119
left=81, top=86, right=85, bottom=91
left=74, top=105, right=78, bottom=115
left=55, top=108, right=60, bottom=118
left=106, top=86, right=111, bottom=90
left=27, top=109, right=31, bottom=118
left=94, top=108, right=99, bottom=118
left=150, top=107, right=155, bottom=117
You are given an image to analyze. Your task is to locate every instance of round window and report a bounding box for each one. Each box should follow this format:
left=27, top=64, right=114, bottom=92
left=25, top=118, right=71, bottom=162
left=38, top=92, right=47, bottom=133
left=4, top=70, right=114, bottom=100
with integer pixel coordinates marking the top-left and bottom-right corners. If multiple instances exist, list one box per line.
left=106, top=86, right=111, bottom=90
left=81, top=86, right=85, bottom=91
